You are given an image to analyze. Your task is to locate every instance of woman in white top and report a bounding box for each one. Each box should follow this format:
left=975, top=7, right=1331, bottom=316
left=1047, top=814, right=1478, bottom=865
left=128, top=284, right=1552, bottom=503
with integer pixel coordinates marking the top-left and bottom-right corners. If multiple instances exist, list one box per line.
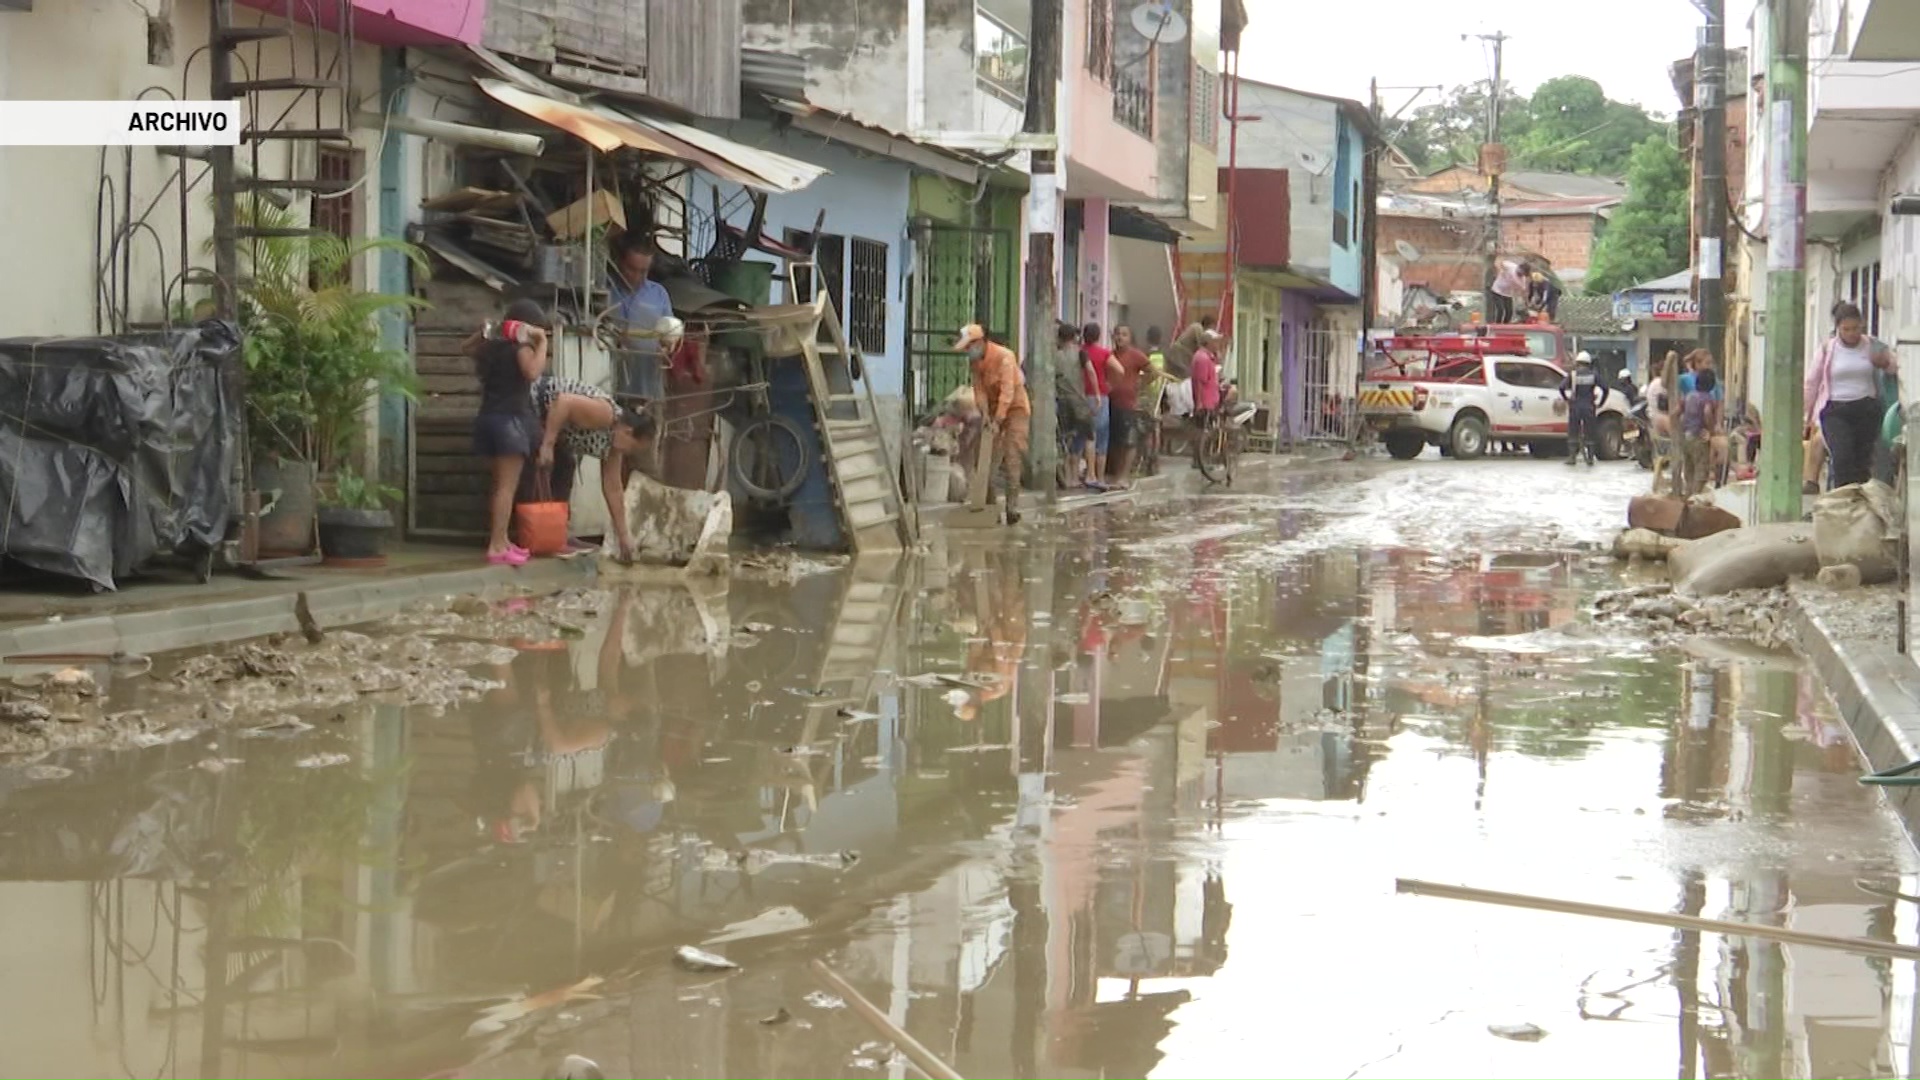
left=1804, top=301, right=1896, bottom=489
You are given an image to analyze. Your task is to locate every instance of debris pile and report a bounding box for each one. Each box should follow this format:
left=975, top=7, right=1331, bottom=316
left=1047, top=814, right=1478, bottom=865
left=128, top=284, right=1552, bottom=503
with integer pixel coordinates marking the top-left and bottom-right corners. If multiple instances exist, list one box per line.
left=1592, top=583, right=1794, bottom=646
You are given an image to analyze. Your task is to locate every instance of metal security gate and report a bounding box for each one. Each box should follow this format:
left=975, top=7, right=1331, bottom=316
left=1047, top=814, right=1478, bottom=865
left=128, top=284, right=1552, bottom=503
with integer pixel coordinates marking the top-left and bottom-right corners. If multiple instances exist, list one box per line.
left=1301, top=321, right=1357, bottom=442
left=907, top=223, right=1018, bottom=414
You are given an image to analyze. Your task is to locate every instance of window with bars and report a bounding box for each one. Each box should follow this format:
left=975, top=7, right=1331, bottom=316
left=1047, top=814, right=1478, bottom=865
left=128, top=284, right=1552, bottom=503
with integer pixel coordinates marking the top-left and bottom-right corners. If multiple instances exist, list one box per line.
left=311, top=144, right=362, bottom=288
left=848, top=237, right=889, bottom=355
left=1191, top=68, right=1218, bottom=148
left=1847, top=261, right=1883, bottom=338
left=1086, top=0, right=1112, bottom=82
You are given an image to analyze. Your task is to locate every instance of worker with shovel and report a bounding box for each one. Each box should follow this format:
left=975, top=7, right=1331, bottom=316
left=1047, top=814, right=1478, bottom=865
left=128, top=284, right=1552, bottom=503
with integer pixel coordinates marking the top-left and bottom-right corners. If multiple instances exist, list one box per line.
left=956, top=323, right=1029, bottom=526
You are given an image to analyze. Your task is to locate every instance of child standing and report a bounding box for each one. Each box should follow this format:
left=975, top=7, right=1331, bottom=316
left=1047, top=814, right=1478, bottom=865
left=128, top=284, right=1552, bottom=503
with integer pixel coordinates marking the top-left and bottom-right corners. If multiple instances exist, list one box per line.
left=1682, top=368, right=1721, bottom=496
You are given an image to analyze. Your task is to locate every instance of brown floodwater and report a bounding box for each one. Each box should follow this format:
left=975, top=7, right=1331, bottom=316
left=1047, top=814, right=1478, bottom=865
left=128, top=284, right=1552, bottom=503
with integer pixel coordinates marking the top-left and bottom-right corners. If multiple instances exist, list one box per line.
left=1, top=459, right=1917, bottom=1079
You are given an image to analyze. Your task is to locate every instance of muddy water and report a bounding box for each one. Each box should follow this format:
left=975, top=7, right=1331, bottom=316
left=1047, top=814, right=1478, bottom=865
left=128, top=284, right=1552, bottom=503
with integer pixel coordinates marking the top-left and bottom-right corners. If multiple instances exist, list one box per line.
left=3, top=459, right=1918, bottom=1079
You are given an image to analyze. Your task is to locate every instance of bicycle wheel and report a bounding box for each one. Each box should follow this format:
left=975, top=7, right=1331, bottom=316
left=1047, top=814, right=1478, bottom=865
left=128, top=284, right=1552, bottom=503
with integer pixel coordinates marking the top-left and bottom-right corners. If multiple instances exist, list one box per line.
left=731, top=413, right=813, bottom=501
left=1193, top=420, right=1217, bottom=482
left=1221, top=427, right=1238, bottom=486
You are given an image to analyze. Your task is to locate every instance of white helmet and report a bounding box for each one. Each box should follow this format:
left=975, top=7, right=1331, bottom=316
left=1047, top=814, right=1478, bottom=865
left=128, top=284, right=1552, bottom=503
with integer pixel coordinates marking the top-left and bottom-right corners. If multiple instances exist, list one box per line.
left=1575, top=350, right=1593, bottom=366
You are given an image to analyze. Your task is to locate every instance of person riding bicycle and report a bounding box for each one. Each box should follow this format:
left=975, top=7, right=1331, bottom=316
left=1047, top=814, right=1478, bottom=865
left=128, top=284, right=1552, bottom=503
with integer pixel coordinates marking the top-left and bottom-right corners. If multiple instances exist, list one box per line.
left=1558, top=350, right=1612, bottom=467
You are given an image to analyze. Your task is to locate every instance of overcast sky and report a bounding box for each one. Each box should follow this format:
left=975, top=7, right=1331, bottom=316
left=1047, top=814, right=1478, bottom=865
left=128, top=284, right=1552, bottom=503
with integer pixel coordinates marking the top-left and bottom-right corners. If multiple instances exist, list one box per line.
left=1234, top=0, right=1759, bottom=119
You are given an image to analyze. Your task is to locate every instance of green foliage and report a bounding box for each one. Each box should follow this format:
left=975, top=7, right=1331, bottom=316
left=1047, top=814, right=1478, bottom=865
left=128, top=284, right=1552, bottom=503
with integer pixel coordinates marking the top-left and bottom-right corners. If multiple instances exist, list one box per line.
left=1585, top=136, right=1691, bottom=294
left=1393, top=76, right=1669, bottom=178
left=228, top=195, right=427, bottom=471
left=323, top=464, right=401, bottom=511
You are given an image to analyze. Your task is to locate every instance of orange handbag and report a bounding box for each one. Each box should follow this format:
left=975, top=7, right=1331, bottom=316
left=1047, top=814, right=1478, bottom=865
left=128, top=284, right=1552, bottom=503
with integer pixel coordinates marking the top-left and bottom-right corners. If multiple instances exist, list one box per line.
left=513, top=473, right=569, bottom=556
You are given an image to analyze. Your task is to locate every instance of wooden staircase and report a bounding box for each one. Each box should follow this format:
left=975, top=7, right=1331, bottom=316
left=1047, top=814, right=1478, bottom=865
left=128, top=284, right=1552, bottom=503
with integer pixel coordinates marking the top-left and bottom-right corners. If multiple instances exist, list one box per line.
left=788, top=291, right=918, bottom=554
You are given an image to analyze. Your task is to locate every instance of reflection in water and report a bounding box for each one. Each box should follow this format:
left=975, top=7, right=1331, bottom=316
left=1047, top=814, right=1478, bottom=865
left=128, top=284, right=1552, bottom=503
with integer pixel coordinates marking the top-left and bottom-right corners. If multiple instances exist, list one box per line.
left=0, top=484, right=1916, bottom=1079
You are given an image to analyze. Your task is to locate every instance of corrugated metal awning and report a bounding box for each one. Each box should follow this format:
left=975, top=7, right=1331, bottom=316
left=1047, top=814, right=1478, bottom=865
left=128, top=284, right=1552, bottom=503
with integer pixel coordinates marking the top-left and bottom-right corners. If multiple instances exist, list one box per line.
left=473, top=67, right=824, bottom=194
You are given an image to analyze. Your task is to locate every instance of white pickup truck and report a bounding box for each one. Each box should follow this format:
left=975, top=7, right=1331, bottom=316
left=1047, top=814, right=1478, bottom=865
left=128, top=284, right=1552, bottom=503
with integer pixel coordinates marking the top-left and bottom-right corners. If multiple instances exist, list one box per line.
left=1358, top=330, right=1629, bottom=461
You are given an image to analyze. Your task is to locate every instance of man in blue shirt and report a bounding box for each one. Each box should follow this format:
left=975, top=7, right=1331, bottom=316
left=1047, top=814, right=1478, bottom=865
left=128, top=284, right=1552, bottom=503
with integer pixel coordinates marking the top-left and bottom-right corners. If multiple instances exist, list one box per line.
left=608, top=231, right=673, bottom=402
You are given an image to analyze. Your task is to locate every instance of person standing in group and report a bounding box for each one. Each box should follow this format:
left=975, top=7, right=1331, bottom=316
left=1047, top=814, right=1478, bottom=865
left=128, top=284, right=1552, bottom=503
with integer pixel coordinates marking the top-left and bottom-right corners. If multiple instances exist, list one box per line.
left=1052, top=321, right=1094, bottom=484
left=1526, top=268, right=1561, bottom=322
left=1107, top=325, right=1152, bottom=488
left=465, top=299, right=550, bottom=566
left=1145, top=325, right=1167, bottom=373
left=1490, top=259, right=1526, bottom=323
left=1680, top=369, right=1721, bottom=496
left=1163, top=314, right=1216, bottom=380
left=957, top=323, right=1030, bottom=526
left=1558, top=350, right=1611, bottom=467
left=1191, top=330, right=1223, bottom=421
left=1804, top=301, right=1898, bottom=490
left=1080, top=323, right=1113, bottom=487
left=607, top=231, right=674, bottom=403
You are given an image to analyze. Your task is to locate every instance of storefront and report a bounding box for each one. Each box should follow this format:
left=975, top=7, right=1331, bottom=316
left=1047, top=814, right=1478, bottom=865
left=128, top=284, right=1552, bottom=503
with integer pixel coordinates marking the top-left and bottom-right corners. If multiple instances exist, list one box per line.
left=1613, top=269, right=1699, bottom=382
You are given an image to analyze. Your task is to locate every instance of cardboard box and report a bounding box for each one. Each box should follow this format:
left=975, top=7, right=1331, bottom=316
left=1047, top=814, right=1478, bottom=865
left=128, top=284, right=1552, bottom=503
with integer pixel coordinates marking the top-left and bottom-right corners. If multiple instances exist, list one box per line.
left=546, top=190, right=626, bottom=240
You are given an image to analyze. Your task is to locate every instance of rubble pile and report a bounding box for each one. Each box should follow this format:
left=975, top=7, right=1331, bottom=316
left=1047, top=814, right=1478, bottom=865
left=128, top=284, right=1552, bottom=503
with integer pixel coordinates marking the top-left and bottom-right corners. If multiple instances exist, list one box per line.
left=0, top=587, right=614, bottom=756
left=1592, top=583, right=1794, bottom=647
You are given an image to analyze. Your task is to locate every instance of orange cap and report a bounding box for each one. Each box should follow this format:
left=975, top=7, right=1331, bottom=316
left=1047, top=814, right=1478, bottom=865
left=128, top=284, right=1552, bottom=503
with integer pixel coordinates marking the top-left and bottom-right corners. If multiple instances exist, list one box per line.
left=953, top=323, right=987, bottom=351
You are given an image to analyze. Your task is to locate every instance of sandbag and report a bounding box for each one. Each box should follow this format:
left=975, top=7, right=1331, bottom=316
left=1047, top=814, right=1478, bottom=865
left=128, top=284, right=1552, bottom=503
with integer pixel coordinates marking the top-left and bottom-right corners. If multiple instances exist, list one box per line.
left=615, top=469, right=732, bottom=573
left=1669, top=522, right=1819, bottom=596
left=1613, top=527, right=1685, bottom=561
left=1813, top=480, right=1899, bottom=584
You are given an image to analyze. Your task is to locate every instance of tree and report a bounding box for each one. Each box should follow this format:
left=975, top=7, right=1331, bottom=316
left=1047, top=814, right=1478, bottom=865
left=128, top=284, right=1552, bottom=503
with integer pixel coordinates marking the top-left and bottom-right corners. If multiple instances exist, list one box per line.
left=1389, top=76, right=1667, bottom=177
left=1512, top=76, right=1668, bottom=175
left=1585, top=135, right=1690, bottom=294
left=1391, top=80, right=1532, bottom=170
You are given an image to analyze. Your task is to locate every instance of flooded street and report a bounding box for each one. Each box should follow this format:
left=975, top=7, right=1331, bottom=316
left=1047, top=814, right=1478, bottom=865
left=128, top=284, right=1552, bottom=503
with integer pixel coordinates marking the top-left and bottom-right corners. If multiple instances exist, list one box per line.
left=4, top=459, right=1919, bottom=1079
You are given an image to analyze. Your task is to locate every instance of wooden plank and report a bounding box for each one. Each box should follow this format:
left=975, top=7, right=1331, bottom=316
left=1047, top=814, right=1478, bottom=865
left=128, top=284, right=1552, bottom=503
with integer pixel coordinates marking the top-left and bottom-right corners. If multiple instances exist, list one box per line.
left=414, top=473, right=491, bottom=495
left=413, top=455, right=492, bottom=475
left=646, top=0, right=740, bottom=118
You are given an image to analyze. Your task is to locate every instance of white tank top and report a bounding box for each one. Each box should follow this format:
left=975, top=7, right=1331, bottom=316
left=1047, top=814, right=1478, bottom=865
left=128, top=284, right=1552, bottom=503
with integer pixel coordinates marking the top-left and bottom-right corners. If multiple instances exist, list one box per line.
left=1829, top=337, right=1879, bottom=403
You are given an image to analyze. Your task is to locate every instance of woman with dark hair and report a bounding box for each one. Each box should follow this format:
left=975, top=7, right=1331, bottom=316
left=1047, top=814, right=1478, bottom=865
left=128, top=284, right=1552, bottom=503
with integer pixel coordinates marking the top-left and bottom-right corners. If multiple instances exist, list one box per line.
left=530, top=378, right=658, bottom=562
left=1805, top=300, right=1897, bottom=489
left=466, top=298, right=550, bottom=565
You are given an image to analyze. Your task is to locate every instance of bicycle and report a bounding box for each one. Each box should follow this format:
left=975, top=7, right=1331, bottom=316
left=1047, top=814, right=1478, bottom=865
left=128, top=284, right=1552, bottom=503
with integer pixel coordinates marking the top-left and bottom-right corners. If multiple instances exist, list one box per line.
left=1193, top=408, right=1241, bottom=486
left=610, top=340, right=813, bottom=502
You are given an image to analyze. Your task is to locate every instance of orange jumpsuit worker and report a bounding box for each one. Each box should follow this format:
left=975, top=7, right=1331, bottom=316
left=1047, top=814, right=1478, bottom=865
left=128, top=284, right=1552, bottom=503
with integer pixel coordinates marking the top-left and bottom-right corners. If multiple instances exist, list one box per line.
left=956, top=323, right=1030, bottom=526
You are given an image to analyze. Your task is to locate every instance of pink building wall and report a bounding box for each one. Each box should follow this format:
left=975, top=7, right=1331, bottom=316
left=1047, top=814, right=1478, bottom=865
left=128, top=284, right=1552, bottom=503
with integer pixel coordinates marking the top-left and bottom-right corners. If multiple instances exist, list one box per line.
left=1062, top=0, right=1159, bottom=200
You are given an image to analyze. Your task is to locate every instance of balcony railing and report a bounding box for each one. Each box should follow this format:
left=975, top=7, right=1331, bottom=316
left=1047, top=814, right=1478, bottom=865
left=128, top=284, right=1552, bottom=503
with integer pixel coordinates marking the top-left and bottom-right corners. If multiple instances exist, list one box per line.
left=975, top=8, right=1027, bottom=107
left=1113, top=65, right=1153, bottom=136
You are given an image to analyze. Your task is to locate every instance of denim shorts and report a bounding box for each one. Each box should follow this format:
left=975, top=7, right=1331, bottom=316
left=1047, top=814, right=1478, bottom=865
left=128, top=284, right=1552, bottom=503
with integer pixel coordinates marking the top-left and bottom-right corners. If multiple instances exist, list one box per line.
left=1090, top=396, right=1111, bottom=454
left=473, top=411, right=536, bottom=458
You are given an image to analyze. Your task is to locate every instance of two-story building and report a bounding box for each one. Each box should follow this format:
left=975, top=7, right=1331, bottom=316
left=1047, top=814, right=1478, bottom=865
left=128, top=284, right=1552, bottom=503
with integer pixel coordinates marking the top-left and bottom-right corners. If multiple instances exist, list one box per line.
left=1741, top=0, right=1920, bottom=658
left=1177, top=78, right=1379, bottom=445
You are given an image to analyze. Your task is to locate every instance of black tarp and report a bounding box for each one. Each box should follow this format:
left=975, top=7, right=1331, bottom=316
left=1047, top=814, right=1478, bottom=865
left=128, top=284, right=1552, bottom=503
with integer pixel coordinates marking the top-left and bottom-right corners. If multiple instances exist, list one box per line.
left=0, top=321, right=239, bottom=590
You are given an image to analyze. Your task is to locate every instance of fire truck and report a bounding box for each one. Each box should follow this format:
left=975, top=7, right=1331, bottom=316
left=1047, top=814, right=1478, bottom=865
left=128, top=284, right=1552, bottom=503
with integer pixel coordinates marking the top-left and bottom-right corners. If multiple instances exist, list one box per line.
left=1357, top=325, right=1628, bottom=461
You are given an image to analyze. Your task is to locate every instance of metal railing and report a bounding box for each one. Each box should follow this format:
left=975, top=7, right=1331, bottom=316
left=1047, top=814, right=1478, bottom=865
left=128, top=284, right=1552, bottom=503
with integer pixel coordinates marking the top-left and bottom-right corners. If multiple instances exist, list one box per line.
left=1113, top=65, right=1153, bottom=136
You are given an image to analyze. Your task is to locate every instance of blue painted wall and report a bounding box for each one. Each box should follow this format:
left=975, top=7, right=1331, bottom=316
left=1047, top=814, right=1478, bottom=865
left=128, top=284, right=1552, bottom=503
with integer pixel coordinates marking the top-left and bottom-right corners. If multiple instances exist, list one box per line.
left=1327, top=112, right=1367, bottom=299
left=689, top=122, right=914, bottom=401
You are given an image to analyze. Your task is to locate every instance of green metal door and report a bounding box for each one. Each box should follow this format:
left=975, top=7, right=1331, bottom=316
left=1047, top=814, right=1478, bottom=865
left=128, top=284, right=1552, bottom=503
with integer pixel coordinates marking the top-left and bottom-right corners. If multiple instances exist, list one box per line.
left=908, top=224, right=1018, bottom=413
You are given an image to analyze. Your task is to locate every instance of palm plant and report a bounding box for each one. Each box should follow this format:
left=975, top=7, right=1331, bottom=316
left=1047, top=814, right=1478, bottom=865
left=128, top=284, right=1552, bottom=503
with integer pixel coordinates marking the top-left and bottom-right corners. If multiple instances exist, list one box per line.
left=228, top=194, right=428, bottom=473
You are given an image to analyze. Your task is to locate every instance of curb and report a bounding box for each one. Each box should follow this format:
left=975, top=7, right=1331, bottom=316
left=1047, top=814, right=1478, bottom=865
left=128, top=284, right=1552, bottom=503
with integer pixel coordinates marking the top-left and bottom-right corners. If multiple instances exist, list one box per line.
left=1786, top=585, right=1920, bottom=837
left=0, top=557, right=597, bottom=665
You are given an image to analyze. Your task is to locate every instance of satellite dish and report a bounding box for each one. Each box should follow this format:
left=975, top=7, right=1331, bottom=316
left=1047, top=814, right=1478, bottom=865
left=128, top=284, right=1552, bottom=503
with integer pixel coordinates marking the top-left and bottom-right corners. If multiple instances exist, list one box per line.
left=1129, top=1, right=1189, bottom=44
left=1296, top=147, right=1331, bottom=174
left=1395, top=239, right=1423, bottom=262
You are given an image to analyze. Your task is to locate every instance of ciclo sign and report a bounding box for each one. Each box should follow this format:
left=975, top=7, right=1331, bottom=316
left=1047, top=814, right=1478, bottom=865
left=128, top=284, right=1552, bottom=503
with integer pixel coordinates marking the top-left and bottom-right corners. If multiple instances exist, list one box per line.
left=1612, top=291, right=1699, bottom=322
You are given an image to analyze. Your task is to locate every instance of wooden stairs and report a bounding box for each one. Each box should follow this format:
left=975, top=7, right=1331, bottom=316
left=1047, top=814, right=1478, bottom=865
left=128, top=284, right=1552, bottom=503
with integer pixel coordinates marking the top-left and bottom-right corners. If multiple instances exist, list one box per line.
left=788, top=292, right=918, bottom=554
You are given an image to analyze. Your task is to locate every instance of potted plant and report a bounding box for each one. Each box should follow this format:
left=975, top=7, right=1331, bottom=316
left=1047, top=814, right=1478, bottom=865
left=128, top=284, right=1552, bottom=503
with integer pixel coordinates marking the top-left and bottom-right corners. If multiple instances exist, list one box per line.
left=318, top=465, right=402, bottom=565
left=228, top=195, right=425, bottom=555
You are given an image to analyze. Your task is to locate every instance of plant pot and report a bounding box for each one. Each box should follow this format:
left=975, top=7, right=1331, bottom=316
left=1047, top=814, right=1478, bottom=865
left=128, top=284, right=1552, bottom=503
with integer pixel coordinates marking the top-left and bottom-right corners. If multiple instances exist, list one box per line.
left=317, top=506, right=393, bottom=566
left=254, top=457, right=318, bottom=557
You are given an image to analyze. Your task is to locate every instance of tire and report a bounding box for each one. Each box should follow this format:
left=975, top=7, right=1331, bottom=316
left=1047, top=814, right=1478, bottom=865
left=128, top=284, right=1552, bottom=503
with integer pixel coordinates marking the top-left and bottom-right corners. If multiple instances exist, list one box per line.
left=730, top=413, right=813, bottom=501
left=1448, top=414, right=1489, bottom=460
left=1595, top=416, right=1626, bottom=461
left=1196, top=424, right=1225, bottom=484
left=1384, top=432, right=1425, bottom=460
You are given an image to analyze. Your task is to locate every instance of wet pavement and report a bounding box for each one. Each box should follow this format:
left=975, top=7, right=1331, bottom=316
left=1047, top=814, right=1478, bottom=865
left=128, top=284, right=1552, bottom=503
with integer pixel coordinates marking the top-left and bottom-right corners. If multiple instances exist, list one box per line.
left=3, top=457, right=1919, bottom=1079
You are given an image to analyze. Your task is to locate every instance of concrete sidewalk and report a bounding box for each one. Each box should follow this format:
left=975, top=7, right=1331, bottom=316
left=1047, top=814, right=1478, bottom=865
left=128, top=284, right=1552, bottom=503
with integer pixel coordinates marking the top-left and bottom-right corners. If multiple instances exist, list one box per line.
left=1787, top=582, right=1920, bottom=839
left=0, top=545, right=595, bottom=665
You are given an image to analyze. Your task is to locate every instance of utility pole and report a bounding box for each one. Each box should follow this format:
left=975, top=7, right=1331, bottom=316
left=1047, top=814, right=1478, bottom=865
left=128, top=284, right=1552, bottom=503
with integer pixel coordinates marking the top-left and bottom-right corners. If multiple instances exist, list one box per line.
left=1023, top=0, right=1062, bottom=505
left=1471, top=32, right=1509, bottom=321
left=1697, top=0, right=1728, bottom=380
left=1757, top=0, right=1807, bottom=523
